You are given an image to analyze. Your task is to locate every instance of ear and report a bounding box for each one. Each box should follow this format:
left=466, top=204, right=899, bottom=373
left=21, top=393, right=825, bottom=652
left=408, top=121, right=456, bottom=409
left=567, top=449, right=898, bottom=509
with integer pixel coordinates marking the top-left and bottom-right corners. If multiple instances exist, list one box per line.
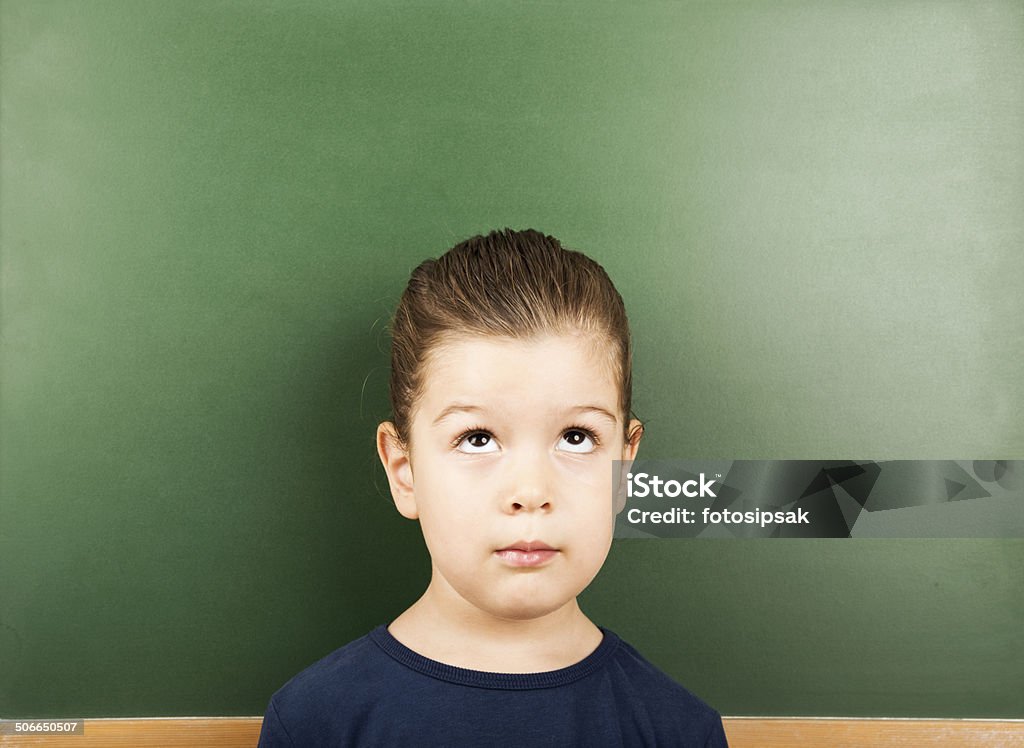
left=623, top=418, right=643, bottom=461
left=614, top=419, right=644, bottom=515
left=376, top=422, right=418, bottom=520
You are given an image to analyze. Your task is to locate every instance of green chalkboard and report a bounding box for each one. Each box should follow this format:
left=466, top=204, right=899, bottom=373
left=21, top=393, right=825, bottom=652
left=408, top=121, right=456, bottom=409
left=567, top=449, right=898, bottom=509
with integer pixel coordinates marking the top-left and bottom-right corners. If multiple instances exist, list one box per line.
left=2, top=0, right=1021, bottom=719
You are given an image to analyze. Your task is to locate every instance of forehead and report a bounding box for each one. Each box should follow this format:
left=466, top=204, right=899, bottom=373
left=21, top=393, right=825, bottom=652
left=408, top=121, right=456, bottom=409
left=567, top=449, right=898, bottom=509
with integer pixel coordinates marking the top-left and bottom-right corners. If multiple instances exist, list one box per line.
left=416, top=333, right=620, bottom=421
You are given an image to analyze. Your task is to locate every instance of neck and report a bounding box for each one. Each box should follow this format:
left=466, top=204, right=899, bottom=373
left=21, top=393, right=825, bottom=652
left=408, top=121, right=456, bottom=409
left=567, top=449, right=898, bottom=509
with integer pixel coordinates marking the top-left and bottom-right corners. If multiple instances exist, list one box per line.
left=386, top=572, right=604, bottom=673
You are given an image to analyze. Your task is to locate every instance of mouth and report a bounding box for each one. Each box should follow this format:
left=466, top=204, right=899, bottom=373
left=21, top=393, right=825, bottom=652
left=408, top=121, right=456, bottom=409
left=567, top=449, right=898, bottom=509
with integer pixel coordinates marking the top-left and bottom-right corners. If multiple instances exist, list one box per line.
left=494, top=540, right=559, bottom=568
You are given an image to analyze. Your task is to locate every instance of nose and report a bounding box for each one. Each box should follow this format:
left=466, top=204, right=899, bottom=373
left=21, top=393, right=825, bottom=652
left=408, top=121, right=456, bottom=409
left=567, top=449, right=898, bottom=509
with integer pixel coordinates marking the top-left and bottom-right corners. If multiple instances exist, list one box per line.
left=503, top=452, right=554, bottom=514
left=505, top=486, right=553, bottom=514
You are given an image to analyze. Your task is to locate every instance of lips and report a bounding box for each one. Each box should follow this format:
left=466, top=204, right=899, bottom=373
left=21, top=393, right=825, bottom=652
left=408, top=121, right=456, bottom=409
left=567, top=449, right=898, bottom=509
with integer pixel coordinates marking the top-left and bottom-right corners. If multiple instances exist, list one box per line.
left=498, top=540, right=555, bottom=553
left=494, top=540, right=558, bottom=568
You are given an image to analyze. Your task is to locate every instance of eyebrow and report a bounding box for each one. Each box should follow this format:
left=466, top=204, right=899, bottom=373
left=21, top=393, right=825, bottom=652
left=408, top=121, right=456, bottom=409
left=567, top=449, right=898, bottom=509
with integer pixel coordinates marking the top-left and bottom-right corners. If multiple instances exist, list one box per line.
left=431, top=404, right=618, bottom=427
left=432, top=404, right=485, bottom=426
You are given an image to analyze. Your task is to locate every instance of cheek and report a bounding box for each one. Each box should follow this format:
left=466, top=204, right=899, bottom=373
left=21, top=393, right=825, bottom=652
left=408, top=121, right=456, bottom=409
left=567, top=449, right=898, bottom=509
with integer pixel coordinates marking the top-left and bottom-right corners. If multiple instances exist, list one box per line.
left=573, top=523, right=614, bottom=589
left=570, top=497, right=615, bottom=555
left=585, top=514, right=615, bottom=548
left=568, top=468, right=617, bottom=524
left=560, top=460, right=615, bottom=511
left=416, top=471, right=485, bottom=537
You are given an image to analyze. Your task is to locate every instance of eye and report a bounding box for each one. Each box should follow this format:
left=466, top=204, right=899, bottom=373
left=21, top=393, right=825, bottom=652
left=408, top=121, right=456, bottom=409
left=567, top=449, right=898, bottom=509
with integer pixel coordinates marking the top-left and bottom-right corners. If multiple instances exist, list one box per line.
left=455, top=429, right=500, bottom=454
left=559, top=427, right=599, bottom=454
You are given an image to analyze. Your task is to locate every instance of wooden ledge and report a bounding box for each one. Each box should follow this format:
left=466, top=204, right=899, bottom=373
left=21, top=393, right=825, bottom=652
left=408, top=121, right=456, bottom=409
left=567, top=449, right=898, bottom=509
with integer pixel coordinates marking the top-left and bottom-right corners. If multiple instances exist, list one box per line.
left=722, top=717, right=1024, bottom=746
left=1, top=716, right=1022, bottom=746
left=0, top=718, right=262, bottom=747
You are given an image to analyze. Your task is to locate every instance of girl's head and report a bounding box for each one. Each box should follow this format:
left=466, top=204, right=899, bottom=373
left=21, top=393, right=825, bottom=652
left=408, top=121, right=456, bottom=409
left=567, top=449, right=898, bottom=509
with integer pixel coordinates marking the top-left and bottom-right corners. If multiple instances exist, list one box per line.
left=377, top=229, right=643, bottom=623
left=386, top=228, right=642, bottom=451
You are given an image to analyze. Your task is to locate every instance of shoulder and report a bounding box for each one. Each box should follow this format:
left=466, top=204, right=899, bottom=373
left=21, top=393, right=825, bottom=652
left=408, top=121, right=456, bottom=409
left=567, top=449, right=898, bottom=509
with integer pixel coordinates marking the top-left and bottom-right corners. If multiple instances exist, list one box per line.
left=270, top=628, right=386, bottom=712
left=603, top=631, right=727, bottom=744
left=258, top=627, right=399, bottom=747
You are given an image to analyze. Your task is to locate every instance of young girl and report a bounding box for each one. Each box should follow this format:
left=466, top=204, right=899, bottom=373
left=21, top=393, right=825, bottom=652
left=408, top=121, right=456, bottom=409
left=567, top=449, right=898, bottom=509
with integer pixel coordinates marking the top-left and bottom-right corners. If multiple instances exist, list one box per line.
left=258, top=229, right=727, bottom=746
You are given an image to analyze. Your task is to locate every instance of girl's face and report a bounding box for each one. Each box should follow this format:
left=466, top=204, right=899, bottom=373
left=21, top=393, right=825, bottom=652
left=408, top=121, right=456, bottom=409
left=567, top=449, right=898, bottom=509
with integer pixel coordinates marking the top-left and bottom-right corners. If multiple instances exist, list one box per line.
left=379, top=332, right=642, bottom=624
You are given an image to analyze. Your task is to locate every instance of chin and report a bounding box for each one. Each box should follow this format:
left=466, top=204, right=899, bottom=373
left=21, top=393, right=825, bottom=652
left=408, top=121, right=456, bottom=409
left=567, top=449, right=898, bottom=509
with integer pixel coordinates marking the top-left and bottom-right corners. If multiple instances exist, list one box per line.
left=492, top=605, right=564, bottom=622
left=485, top=591, right=577, bottom=622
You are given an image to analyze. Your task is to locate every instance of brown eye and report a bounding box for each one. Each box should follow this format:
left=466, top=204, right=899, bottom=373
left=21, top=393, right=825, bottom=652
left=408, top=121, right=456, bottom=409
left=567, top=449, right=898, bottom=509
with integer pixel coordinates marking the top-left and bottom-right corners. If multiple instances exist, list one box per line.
left=560, top=429, right=597, bottom=454
left=457, top=431, right=499, bottom=454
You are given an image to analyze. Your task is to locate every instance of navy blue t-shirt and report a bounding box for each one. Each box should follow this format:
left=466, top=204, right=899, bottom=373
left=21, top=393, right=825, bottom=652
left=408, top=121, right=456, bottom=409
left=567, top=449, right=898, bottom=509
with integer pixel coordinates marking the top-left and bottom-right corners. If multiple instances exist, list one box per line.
left=258, top=625, right=728, bottom=747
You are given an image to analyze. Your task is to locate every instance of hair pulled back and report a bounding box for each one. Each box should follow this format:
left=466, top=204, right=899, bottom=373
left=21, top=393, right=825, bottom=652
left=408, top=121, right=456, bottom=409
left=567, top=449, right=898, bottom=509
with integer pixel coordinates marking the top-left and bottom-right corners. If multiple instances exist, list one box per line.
left=387, top=228, right=637, bottom=447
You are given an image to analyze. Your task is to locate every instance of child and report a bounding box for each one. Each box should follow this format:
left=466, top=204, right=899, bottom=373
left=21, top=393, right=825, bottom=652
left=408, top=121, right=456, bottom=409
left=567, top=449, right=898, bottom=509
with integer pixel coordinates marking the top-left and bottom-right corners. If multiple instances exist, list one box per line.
left=258, top=229, right=728, bottom=747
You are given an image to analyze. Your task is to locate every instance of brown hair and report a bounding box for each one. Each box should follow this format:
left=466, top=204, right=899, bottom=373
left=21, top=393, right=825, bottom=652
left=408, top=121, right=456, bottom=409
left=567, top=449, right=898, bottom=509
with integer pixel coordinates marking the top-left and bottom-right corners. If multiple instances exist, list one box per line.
left=387, top=228, right=641, bottom=448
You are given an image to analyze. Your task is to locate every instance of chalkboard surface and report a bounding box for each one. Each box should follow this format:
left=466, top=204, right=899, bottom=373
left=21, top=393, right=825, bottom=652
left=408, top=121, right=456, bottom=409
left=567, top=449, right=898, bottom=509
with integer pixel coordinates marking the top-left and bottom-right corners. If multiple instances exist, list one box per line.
left=2, top=0, right=1021, bottom=718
